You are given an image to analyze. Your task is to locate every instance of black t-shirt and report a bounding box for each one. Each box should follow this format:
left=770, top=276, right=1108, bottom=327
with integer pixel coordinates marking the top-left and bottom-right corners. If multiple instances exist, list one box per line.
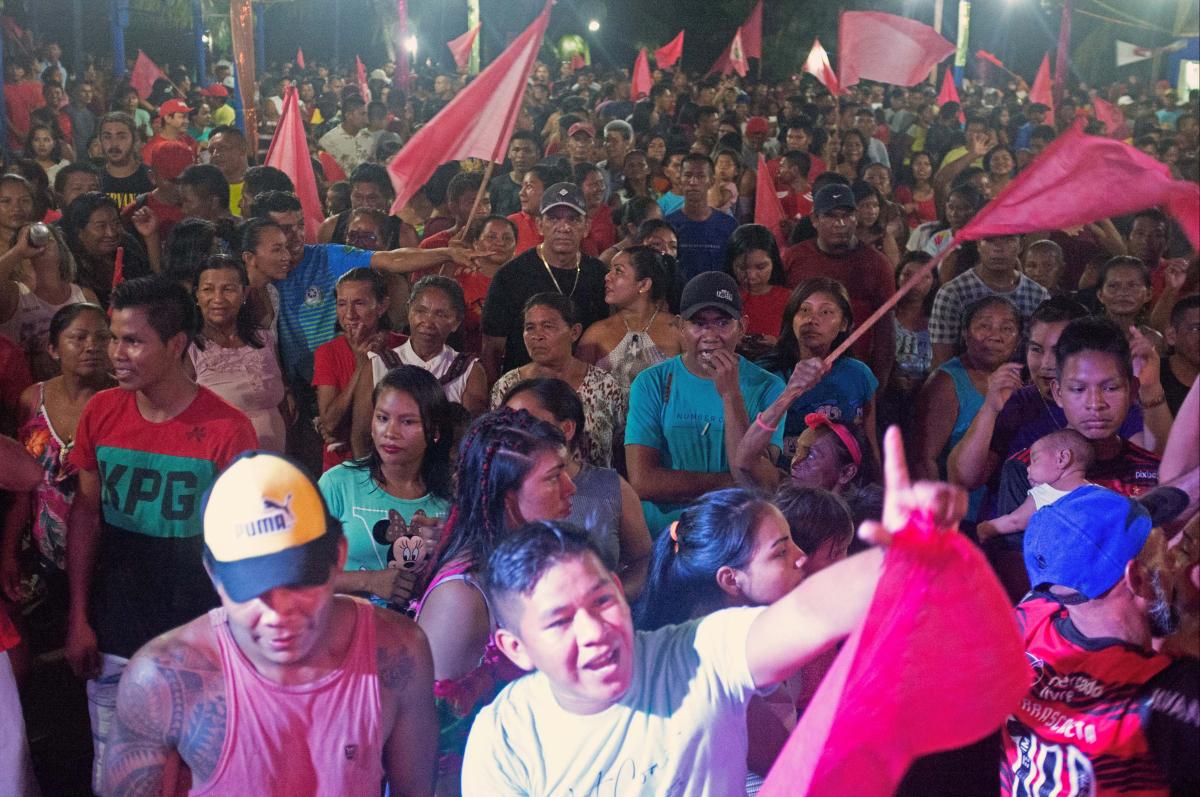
left=488, top=172, right=522, bottom=218
left=1161, top=356, right=1192, bottom=417
left=1142, top=657, right=1200, bottom=794
left=481, top=248, right=608, bottom=373
left=102, top=164, right=155, bottom=210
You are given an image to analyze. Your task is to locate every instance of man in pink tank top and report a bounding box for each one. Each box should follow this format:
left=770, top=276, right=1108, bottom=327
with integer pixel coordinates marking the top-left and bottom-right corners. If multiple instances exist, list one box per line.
left=97, top=452, right=437, bottom=796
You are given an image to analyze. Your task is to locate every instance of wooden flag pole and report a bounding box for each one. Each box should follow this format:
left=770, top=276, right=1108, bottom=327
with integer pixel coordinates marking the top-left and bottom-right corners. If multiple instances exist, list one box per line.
left=454, top=159, right=496, bottom=243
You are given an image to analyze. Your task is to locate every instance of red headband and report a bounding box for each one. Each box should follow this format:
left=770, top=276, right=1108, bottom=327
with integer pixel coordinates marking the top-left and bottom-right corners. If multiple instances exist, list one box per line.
left=803, top=413, right=862, bottom=467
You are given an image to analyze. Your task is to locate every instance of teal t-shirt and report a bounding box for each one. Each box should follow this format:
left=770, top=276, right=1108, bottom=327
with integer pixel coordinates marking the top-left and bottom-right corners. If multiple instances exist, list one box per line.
left=318, top=462, right=451, bottom=572
left=625, top=355, right=785, bottom=535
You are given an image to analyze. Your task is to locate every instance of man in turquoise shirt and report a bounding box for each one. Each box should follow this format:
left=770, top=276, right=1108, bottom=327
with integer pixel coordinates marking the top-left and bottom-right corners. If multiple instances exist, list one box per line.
left=626, top=272, right=786, bottom=534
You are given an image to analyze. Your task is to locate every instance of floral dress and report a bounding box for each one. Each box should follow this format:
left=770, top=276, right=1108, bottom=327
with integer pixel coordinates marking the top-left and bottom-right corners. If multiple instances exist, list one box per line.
left=19, top=383, right=75, bottom=569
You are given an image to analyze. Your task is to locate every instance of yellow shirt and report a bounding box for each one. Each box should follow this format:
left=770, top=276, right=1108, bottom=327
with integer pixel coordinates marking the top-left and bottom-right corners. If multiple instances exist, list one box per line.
left=229, top=181, right=244, bottom=217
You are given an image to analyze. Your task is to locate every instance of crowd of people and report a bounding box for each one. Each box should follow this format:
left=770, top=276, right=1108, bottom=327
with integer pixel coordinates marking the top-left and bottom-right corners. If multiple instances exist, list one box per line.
left=0, top=26, right=1198, bottom=797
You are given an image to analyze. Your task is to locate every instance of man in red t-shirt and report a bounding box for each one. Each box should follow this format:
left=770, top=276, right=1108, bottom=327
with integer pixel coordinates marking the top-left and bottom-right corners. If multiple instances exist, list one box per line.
left=3, top=61, right=45, bottom=150
left=782, top=183, right=895, bottom=381
left=777, top=150, right=814, bottom=221
left=420, top=171, right=488, bottom=249
left=121, top=139, right=192, bottom=246
left=141, top=98, right=199, bottom=165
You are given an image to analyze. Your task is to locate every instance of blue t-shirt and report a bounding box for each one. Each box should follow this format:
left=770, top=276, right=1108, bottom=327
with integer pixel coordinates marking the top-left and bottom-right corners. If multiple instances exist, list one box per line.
left=657, top=192, right=684, bottom=217
left=666, top=209, right=740, bottom=280
left=772, top=356, right=878, bottom=461
left=275, top=243, right=375, bottom=387
left=626, top=355, right=785, bottom=535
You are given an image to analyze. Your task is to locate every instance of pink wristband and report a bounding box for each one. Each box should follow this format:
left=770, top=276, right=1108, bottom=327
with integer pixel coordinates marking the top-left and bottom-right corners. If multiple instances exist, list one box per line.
left=754, top=413, right=778, bottom=433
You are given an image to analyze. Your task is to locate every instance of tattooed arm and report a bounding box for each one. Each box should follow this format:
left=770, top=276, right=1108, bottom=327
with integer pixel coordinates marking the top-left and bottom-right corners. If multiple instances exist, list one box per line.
left=101, top=630, right=226, bottom=797
left=375, top=608, right=437, bottom=797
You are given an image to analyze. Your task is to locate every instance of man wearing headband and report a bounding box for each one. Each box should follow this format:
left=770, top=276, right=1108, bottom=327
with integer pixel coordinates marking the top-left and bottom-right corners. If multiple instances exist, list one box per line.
left=99, top=452, right=437, bottom=796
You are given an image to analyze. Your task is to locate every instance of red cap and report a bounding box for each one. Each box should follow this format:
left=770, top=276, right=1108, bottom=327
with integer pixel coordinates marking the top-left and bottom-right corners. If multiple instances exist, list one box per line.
left=745, top=116, right=769, bottom=135
left=157, top=98, right=194, bottom=119
left=148, top=141, right=195, bottom=181
left=567, top=121, right=595, bottom=139
left=201, top=84, right=229, bottom=98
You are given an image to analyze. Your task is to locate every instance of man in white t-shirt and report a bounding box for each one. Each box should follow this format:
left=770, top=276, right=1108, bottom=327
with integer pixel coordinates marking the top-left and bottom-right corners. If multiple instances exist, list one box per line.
left=461, top=428, right=967, bottom=796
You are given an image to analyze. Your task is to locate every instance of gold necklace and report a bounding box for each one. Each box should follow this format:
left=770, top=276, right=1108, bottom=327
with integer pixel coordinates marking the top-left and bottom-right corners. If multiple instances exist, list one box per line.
left=537, top=244, right=581, bottom=298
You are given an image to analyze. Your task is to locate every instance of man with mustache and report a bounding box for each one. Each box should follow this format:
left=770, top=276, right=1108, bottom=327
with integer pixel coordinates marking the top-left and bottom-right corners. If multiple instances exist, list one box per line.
left=98, top=112, right=153, bottom=210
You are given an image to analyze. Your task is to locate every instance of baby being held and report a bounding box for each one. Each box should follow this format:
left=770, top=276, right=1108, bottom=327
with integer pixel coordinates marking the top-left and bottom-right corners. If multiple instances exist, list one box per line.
left=977, top=429, right=1094, bottom=542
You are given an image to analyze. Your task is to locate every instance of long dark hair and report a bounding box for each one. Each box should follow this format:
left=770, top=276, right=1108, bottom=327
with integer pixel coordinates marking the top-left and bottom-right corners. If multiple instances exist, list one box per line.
left=894, top=251, right=938, bottom=319
left=350, top=365, right=454, bottom=501
left=763, top=277, right=854, bottom=372
left=634, top=488, right=776, bottom=631
left=192, top=254, right=265, bottom=350
left=165, top=219, right=217, bottom=286
left=723, top=224, right=785, bottom=288
left=501, top=377, right=586, bottom=454
left=613, top=245, right=669, bottom=304
left=432, top=408, right=566, bottom=576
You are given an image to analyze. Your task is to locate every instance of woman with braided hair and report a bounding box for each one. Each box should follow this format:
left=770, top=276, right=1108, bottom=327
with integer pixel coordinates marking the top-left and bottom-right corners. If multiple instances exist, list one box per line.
left=415, top=406, right=575, bottom=794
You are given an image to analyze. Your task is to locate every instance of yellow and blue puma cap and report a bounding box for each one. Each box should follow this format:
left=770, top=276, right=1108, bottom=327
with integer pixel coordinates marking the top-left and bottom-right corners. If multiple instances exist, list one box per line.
left=202, top=451, right=341, bottom=602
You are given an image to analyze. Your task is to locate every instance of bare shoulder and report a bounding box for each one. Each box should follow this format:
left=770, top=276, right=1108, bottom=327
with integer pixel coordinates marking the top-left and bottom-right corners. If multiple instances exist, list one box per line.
left=372, top=606, right=433, bottom=722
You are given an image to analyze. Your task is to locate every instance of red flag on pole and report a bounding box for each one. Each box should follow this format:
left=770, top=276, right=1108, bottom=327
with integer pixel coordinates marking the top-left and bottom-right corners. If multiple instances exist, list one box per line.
left=802, top=38, right=840, bottom=95
left=130, top=50, right=165, bottom=100
left=387, top=0, right=552, bottom=214
left=631, top=49, right=652, bottom=100
left=448, top=24, right=481, bottom=70
left=1092, top=97, right=1130, bottom=140
left=936, top=67, right=964, bottom=122
left=838, top=11, right=956, bottom=89
left=654, top=30, right=685, bottom=68
left=265, top=87, right=324, bottom=243
left=754, top=154, right=787, bottom=250
left=355, top=55, right=372, bottom=103
left=958, top=121, right=1200, bottom=250
left=396, top=0, right=410, bottom=92
left=1052, top=0, right=1072, bottom=108
left=709, top=28, right=749, bottom=77
left=296, top=47, right=306, bottom=70
left=1029, top=53, right=1053, bottom=110
left=760, top=527, right=1030, bottom=797
left=975, top=49, right=1005, bottom=69
left=741, top=0, right=763, bottom=60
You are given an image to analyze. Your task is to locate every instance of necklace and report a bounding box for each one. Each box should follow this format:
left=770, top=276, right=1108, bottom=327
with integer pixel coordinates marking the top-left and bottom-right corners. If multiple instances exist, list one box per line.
left=621, top=306, right=659, bottom=345
left=537, top=244, right=581, bottom=298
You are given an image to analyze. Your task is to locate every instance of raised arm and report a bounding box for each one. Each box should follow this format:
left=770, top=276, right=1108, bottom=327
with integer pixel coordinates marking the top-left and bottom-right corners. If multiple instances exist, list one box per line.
left=1130, top=326, right=1173, bottom=454
left=947, top=362, right=1022, bottom=489
left=370, top=244, right=473, bottom=276
left=744, top=426, right=967, bottom=688
left=731, top=358, right=827, bottom=490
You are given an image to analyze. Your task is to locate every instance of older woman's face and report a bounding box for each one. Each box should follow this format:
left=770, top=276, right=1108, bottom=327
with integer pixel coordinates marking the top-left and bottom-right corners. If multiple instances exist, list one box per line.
left=523, top=303, right=578, bottom=365
left=79, top=205, right=122, bottom=258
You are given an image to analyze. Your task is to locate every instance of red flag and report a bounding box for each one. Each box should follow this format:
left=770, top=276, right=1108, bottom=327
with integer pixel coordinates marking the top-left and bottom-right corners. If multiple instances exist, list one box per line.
left=387, top=0, right=552, bottom=214
left=975, top=49, right=1005, bottom=69
left=838, top=11, right=955, bottom=89
left=265, top=87, right=324, bottom=243
left=936, top=67, right=964, bottom=122
left=802, top=38, right=839, bottom=95
left=760, top=527, right=1030, bottom=797
left=1029, top=53, right=1053, bottom=109
left=631, top=48, right=652, bottom=100
left=754, top=154, right=787, bottom=250
left=958, top=122, right=1199, bottom=251
left=448, top=24, right=481, bottom=70
left=355, top=55, right=372, bottom=103
left=741, top=0, right=763, bottom=60
left=296, top=47, right=305, bottom=70
left=1092, top=97, right=1130, bottom=140
left=396, top=0, right=410, bottom=92
left=1053, top=0, right=1072, bottom=107
left=709, top=28, right=749, bottom=77
left=130, top=50, right=165, bottom=100
left=654, top=30, right=685, bottom=68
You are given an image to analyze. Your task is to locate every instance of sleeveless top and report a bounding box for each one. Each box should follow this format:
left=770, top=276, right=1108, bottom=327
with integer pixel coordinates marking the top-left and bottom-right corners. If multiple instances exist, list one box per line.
left=190, top=599, right=384, bottom=796
left=187, top=329, right=287, bottom=452
left=935, top=356, right=985, bottom=521
left=565, top=463, right=621, bottom=570
left=596, top=329, right=667, bottom=391
left=18, top=382, right=76, bottom=569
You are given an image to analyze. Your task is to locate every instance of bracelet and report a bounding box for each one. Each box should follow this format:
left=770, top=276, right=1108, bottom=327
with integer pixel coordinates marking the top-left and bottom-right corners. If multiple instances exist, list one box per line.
left=1140, top=392, right=1167, bottom=410
left=753, top=413, right=779, bottom=433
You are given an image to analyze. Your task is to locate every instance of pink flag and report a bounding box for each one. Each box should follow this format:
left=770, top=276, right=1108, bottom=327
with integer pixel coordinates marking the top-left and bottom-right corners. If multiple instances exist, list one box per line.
left=387, top=0, right=552, bottom=214
left=448, top=24, right=480, bottom=70
left=754, top=154, right=787, bottom=250
left=741, top=0, right=763, bottom=60
left=760, top=527, right=1031, bottom=797
left=709, top=28, right=749, bottom=77
left=1053, top=0, right=1072, bottom=107
left=130, top=50, right=165, bottom=100
left=395, top=0, right=410, bottom=91
left=631, top=48, right=652, bottom=100
left=838, top=11, right=955, bottom=89
left=296, top=47, right=305, bottom=70
left=265, top=86, right=324, bottom=243
left=958, top=121, right=1200, bottom=250
left=654, top=30, right=685, bottom=68
left=355, top=55, right=372, bottom=103
left=1029, top=53, right=1053, bottom=109
left=936, top=67, right=964, bottom=122
left=802, top=38, right=839, bottom=95
left=1092, top=97, right=1129, bottom=139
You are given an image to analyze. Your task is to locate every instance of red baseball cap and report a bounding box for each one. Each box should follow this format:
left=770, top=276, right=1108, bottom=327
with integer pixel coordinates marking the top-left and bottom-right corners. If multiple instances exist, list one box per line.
left=201, top=84, right=229, bottom=98
left=745, top=116, right=769, bottom=135
left=157, top=98, right=194, bottom=119
left=148, top=141, right=195, bottom=181
left=567, top=121, right=596, bottom=139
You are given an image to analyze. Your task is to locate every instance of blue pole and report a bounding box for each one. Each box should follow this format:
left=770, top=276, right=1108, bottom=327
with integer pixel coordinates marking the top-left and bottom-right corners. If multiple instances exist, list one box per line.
left=254, top=5, right=266, bottom=74
left=112, top=0, right=129, bottom=78
left=193, top=0, right=208, bottom=86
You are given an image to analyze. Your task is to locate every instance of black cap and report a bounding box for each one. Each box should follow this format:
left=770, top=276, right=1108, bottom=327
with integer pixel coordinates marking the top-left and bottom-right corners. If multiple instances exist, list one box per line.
left=813, top=183, right=857, bottom=216
left=540, top=182, right=587, bottom=216
left=680, top=271, right=742, bottom=320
